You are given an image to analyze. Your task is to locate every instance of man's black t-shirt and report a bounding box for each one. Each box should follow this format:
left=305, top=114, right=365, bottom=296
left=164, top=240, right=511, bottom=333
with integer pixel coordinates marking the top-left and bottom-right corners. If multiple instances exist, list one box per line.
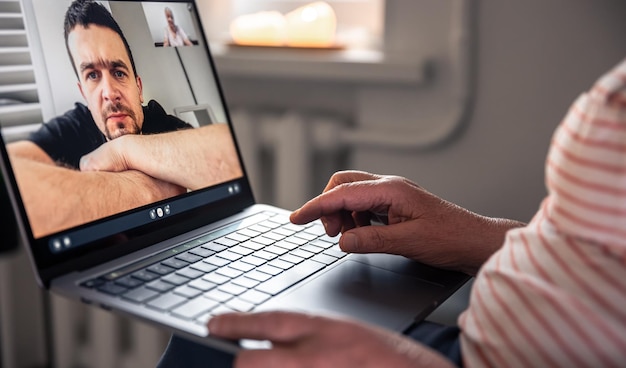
left=29, top=100, right=192, bottom=169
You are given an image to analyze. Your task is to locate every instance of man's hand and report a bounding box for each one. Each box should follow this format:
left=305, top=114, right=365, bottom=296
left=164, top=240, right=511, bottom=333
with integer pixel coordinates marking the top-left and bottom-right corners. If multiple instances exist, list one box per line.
left=290, top=170, right=525, bottom=275
left=209, top=311, right=454, bottom=368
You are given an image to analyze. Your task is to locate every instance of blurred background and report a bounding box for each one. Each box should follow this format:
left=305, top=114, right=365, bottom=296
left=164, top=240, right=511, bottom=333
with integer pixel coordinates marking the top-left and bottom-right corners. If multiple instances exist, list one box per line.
left=1, top=0, right=625, bottom=367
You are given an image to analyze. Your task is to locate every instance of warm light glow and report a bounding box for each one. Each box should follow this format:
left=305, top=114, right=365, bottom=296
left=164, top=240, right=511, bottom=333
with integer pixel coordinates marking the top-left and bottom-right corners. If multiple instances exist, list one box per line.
left=230, top=11, right=286, bottom=46
left=285, top=2, right=336, bottom=47
left=229, top=2, right=337, bottom=48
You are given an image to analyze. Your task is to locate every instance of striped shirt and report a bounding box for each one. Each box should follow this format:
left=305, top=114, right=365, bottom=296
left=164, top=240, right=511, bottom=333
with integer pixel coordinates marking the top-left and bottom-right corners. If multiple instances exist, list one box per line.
left=459, top=59, right=626, bottom=367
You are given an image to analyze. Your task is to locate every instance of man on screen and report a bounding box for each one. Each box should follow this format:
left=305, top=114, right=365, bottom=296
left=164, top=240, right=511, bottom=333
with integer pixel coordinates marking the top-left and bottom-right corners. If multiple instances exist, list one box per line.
left=7, top=0, right=242, bottom=237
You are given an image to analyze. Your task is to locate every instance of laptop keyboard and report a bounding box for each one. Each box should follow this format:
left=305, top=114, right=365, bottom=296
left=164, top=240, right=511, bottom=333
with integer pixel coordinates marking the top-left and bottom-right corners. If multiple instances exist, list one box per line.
left=80, top=211, right=346, bottom=325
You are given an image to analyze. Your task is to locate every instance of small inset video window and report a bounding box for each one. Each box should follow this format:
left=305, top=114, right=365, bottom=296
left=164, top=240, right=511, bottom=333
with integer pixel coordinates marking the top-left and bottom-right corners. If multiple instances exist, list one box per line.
left=143, top=2, right=200, bottom=47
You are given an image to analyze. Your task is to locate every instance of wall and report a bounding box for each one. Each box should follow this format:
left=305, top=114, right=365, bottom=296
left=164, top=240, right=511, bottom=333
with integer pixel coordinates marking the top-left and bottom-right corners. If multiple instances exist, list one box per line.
left=214, top=0, right=626, bottom=223
left=352, top=0, right=626, bottom=223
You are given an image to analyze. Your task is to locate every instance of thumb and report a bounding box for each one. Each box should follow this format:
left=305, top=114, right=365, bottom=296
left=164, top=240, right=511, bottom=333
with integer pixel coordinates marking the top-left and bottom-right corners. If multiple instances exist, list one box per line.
left=339, top=221, right=420, bottom=255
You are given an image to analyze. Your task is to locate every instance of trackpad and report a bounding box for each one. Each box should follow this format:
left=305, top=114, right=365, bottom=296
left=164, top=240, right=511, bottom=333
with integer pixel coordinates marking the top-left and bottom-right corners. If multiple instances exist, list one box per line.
left=257, top=260, right=444, bottom=332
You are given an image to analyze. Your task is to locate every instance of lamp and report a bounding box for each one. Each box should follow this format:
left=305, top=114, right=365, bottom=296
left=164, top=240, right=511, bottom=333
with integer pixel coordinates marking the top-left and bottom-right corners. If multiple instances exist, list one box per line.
left=229, top=1, right=337, bottom=48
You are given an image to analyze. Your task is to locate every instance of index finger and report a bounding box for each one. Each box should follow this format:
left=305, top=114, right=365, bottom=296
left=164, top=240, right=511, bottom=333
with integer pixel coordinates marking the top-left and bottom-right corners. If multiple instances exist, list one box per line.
left=290, top=179, right=393, bottom=225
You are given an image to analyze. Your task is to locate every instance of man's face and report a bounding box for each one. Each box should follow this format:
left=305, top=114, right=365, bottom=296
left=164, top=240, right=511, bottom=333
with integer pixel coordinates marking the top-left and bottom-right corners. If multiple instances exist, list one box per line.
left=68, top=25, right=144, bottom=140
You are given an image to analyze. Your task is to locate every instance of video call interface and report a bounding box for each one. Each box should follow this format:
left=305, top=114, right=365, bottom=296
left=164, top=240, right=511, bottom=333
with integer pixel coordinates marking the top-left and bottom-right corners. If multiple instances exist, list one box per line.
left=2, top=1, right=244, bottom=253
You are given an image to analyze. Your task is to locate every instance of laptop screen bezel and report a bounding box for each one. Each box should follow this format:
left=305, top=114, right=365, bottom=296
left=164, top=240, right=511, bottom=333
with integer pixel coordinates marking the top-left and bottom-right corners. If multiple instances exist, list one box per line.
left=0, top=0, right=255, bottom=287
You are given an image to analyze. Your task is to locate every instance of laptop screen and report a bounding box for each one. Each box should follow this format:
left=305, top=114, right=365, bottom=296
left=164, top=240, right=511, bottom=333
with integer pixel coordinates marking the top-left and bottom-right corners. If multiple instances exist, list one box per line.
left=0, top=0, right=251, bottom=275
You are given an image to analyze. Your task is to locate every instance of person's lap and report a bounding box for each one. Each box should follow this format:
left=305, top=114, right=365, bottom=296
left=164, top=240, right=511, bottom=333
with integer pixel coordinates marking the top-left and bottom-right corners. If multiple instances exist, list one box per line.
left=156, top=320, right=462, bottom=367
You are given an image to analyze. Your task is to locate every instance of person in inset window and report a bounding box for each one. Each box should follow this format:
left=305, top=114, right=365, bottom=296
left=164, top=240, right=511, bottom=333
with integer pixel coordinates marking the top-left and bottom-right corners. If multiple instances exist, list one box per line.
left=163, top=7, right=192, bottom=47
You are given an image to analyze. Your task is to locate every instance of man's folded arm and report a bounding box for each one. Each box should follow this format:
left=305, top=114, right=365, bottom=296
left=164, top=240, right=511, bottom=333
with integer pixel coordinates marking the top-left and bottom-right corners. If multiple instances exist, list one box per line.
left=7, top=141, right=184, bottom=237
left=80, top=124, right=244, bottom=190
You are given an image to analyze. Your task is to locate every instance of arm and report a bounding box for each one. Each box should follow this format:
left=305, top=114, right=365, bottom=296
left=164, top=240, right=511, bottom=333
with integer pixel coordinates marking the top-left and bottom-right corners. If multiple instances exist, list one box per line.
left=79, top=124, right=243, bottom=191
left=209, top=311, right=455, bottom=368
left=8, top=141, right=185, bottom=237
left=290, top=170, right=525, bottom=276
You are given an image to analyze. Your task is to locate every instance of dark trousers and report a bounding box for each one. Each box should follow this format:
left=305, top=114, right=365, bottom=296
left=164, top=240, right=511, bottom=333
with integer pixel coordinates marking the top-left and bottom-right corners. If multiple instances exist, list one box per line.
left=156, top=321, right=462, bottom=367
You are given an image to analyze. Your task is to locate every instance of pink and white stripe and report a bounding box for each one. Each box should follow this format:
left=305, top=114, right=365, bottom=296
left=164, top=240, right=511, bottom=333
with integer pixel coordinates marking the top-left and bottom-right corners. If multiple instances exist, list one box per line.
left=459, top=59, right=626, bottom=367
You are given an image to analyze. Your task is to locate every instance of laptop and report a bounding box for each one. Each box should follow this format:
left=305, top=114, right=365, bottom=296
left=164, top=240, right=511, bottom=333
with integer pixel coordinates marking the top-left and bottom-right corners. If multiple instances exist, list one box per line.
left=0, top=0, right=469, bottom=352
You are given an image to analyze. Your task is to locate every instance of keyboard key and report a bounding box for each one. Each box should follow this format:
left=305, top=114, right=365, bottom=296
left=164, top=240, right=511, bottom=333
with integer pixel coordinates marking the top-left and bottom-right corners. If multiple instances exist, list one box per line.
left=226, top=233, right=249, bottom=243
left=301, top=244, right=324, bottom=254
left=215, top=267, right=243, bottom=279
left=282, top=223, right=304, bottom=232
left=81, top=278, right=105, bottom=288
left=319, top=234, right=340, bottom=244
left=252, top=236, right=275, bottom=246
left=241, top=255, right=266, bottom=267
left=214, top=237, right=238, bottom=247
left=273, top=227, right=295, bottom=237
left=303, top=225, right=327, bottom=236
left=274, top=240, right=299, bottom=251
left=290, top=249, right=314, bottom=259
left=188, top=247, right=215, bottom=258
left=201, top=242, right=227, bottom=253
left=248, top=224, right=271, bottom=234
left=252, top=250, right=277, bottom=261
left=263, top=231, right=286, bottom=241
left=279, top=254, right=304, bottom=264
left=257, top=264, right=282, bottom=276
left=176, top=267, right=204, bottom=280
left=311, top=239, right=334, bottom=249
left=244, top=270, right=272, bottom=283
left=237, top=228, right=260, bottom=238
left=146, top=280, right=176, bottom=293
left=293, top=232, right=317, bottom=241
left=189, top=261, right=218, bottom=273
left=173, top=285, right=203, bottom=299
left=210, top=304, right=236, bottom=316
left=175, top=252, right=203, bottom=264
left=232, top=276, right=260, bottom=289
left=226, top=298, right=255, bottom=312
left=323, top=249, right=347, bottom=259
left=218, top=282, right=247, bottom=296
left=188, top=279, right=217, bottom=292
left=202, top=272, right=230, bottom=285
left=114, top=276, right=143, bottom=289
left=162, top=258, right=189, bottom=270
left=255, top=260, right=325, bottom=295
left=97, top=283, right=128, bottom=295
left=131, top=270, right=160, bottom=282
left=146, top=292, right=187, bottom=311
left=172, top=296, right=220, bottom=320
left=122, top=286, right=159, bottom=303
left=205, top=255, right=231, bottom=267
left=311, top=254, right=339, bottom=265
left=215, top=250, right=242, bottom=262
left=264, top=245, right=288, bottom=256
left=238, top=289, right=271, bottom=305
left=267, top=259, right=294, bottom=270
left=204, top=289, right=234, bottom=303
left=147, top=264, right=175, bottom=276
left=228, top=260, right=256, bottom=273
left=229, top=245, right=254, bottom=256
left=284, top=236, right=307, bottom=246
left=239, top=240, right=265, bottom=251
left=162, top=273, right=190, bottom=286
left=259, top=219, right=282, bottom=229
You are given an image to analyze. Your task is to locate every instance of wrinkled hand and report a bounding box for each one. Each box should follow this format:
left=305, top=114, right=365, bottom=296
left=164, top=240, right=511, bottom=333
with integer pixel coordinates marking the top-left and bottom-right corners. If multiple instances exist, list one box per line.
left=80, top=137, right=129, bottom=173
left=290, top=170, right=521, bottom=275
left=209, top=311, right=454, bottom=368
